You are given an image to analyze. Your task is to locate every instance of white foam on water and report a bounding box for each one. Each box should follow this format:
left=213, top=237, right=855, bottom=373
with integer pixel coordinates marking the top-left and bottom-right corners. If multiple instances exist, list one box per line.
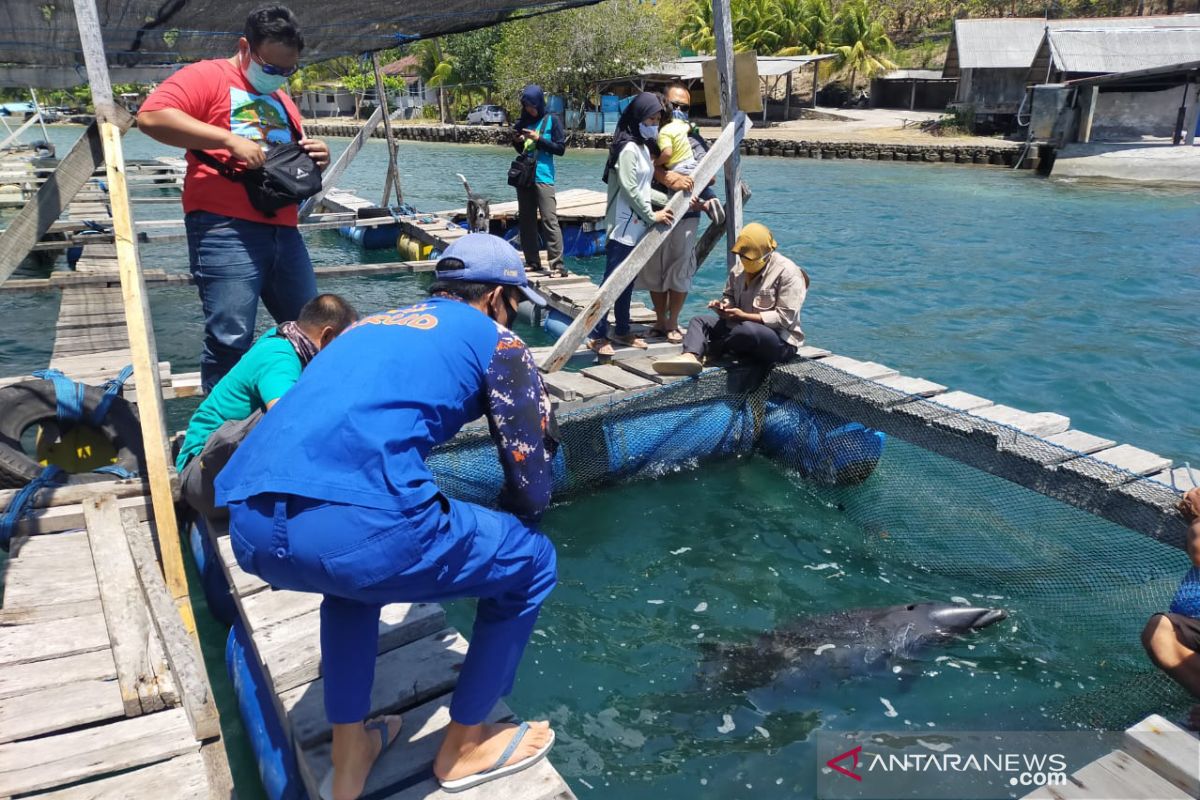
left=755, top=726, right=770, bottom=739
left=717, top=714, right=736, bottom=734
left=804, top=562, right=840, bottom=571
left=579, top=779, right=595, bottom=790
left=814, top=644, right=836, bottom=655
left=892, top=665, right=902, bottom=674
left=671, top=547, right=692, bottom=555
left=694, top=602, right=708, bottom=613
left=880, top=697, right=898, bottom=717
left=950, top=596, right=969, bottom=605
left=918, top=738, right=953, bottom=752
left=647, top=600, right=664, bottom=605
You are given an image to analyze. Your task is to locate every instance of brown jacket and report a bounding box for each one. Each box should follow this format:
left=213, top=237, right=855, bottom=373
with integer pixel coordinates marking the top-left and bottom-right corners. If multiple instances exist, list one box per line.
left=721, top=251, right=807, bottom=348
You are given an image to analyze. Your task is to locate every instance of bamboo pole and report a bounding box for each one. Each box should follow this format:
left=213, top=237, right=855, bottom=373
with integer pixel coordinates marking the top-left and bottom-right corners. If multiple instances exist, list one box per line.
left=711, top=0, right=743, bottom=266
left=371, top=51, right=404, bottom=207
left=73, top=0, right=195, bottom=633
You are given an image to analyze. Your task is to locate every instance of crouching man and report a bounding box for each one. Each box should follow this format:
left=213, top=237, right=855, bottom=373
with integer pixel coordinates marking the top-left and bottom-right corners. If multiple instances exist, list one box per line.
left=216, top=234, right=559, bottom=799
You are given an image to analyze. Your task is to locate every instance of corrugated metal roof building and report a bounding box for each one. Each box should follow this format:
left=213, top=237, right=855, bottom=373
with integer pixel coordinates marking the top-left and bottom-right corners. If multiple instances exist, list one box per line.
left=942, top=14, right=1200, bottom=131
left=1029, top=27, right=1200, bottom=82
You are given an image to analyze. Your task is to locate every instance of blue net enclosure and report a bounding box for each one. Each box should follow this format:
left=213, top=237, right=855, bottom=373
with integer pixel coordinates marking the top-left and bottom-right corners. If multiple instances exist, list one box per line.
left=427, top=361, right=1194, bottom=731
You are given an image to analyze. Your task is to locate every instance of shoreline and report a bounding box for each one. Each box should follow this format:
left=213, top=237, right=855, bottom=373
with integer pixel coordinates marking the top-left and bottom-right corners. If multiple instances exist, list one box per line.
left=302, top=120, right=1028, bottom=168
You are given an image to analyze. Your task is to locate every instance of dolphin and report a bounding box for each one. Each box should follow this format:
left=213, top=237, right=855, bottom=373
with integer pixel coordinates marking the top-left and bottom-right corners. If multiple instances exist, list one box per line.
left=699, top=602, right=1008, bottom=708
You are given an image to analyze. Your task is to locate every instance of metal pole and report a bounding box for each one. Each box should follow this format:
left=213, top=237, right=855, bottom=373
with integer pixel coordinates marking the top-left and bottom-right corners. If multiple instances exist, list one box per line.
left=711, top=0, right=743, bottom=264
left=73, top=0, right=195, bottom=633
left=370, top=51, right=403, bottom=207
left=29, top=88, right=50, bottom=141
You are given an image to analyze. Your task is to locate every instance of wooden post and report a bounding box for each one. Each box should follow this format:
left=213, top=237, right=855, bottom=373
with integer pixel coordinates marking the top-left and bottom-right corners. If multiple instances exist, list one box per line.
left=909, top=80, right=918, bottom=111
left=811, top=61, right=820, bottom=108
left=298, top=105, right=383, bottom=220
left=29, top=89, right=50, bottom=142
left=1079, top=85, right=1099, bottom=143
left=712, top=0, right=742, bottom=264
left=540, top=113, right=750, bottom=373
left=784, top=71, right=792, bottom=120
left=370, top=51, right=404, bottom=208
left=1183, top=79, right=1198, bottom=147
left=74, top=0, right=195, bottom=633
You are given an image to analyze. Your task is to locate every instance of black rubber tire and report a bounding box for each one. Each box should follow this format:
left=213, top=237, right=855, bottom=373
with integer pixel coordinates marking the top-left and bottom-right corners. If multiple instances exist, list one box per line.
left=0, top=379, right=145, bottom=489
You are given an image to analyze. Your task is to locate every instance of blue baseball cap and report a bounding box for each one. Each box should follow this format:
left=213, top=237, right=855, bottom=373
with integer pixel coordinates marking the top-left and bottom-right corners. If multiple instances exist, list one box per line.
left=434, top=233, right=547, bottom=307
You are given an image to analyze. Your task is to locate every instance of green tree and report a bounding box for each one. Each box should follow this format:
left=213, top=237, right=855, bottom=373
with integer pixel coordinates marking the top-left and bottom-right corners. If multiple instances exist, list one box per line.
left=833, top=0, right=897, bottom=90
left=494, top=0, right=676, bottom=128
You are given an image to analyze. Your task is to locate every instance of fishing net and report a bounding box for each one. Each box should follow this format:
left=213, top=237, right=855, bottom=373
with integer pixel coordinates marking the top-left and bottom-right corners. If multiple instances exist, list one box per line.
left=427, top=358, right=1195, bottom=731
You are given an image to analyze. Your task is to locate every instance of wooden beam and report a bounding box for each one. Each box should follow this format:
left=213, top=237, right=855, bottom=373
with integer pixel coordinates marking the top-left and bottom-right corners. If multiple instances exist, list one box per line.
left=539, top=113, right=750, bottom=373
left=711, top=0, right=743, bottom=264
left=84, top=495, right=167, bottom=716
left=299, top=104, right=384, bottom=220
left=124, top=512, right=221, bottom=742
left=694, top=180, right=751, bottom=267
left=74, top=0, right=193, bottom=631
left=0, top=112, right=42, bottom=152
left=371, top=51, right=404, bottom=207
left=0, top=120, right=126, bottom=283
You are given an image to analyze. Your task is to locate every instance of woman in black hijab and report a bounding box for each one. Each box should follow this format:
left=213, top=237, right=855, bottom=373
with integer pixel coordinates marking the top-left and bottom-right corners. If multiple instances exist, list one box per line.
left=590, top=92, right=674, bottom=356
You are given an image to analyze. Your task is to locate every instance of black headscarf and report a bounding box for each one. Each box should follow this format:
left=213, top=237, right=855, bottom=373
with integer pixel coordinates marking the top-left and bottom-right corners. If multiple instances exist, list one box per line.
left=515, top=84, right=545, bottom=129
left=603, top=91, right=664, bottom=183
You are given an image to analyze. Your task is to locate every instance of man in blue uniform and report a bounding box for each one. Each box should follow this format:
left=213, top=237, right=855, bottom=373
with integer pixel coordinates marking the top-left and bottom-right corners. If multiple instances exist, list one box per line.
left=217, top=234, right=558, bottom=799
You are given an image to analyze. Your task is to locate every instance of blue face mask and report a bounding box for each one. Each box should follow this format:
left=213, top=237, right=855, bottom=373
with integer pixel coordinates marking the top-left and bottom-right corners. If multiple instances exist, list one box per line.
left=639, top=123, right=659, bottom=140
left=672, top=109, right=689, bottom=122
left=244, top=58, right=288, bottom=95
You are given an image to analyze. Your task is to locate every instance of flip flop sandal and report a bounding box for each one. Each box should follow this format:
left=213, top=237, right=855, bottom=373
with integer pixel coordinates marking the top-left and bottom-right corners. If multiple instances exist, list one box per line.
left=610, top=334, right=649, bottom=350
left=439, top=722, right=556, bottom=794
left=588, top=338, right=615, bottom=357
left=319, top=716, right=402, bottom=800
left=666, top=328, right=684, bottom=344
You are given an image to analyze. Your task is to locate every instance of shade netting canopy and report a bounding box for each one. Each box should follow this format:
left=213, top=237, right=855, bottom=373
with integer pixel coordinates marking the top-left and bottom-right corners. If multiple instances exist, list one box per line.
left=1, top=0, right=601, bottom=68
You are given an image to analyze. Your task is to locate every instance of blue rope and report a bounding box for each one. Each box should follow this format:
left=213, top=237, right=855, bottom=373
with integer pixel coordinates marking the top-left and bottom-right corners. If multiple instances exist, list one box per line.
left=91, top=365, right=134, bottom=427
left=32, top=369, right=85, bottom=424
left=0, top=465, right=63, bottom=552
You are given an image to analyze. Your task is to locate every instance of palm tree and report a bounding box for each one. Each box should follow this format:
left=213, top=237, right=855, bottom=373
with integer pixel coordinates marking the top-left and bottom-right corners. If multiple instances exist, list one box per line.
left=415, top=40, right=457, bottom=122
left=832, top=0, right=897, bottom=92
left=680, top=0, right=715, bottom=53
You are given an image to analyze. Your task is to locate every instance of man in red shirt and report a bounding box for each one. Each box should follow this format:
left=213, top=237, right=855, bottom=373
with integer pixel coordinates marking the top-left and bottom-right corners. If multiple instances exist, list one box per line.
left=138, top=5, right=329, bottom=392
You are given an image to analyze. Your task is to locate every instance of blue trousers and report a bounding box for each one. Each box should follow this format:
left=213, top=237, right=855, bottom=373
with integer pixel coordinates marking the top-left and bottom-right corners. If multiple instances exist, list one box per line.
left=186, top=211, right=317, bottom=393
left=591, top=240, right=636, bottom=340
left=227, top=492, right=557, bottom=726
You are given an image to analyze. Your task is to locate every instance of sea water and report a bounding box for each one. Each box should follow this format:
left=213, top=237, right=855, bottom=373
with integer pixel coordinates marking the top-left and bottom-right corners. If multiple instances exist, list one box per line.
left=2, top=128, right=1198, bottom=799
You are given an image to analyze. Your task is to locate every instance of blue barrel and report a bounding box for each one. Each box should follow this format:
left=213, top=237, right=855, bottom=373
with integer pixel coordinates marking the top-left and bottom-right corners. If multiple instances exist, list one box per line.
left=547, top=95, right=566, bottom=114
left=226, top=622, right=305, bottom=800
left=189, top=519, right=237, bottom=627
left=603, top=400, right=756, bottom=478
left=561, top=224, right=605, bottom=258
left=759, top=396, right=885, bottom=485
left=600, top=94, right=620, bottom=112
left=337, top=222, right=401, bottom=250
left=542, top=308, right=572, bottom=339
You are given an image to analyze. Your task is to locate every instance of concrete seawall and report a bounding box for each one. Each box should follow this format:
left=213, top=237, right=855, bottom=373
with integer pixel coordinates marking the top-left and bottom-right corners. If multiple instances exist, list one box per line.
left=303, top=122, right=1028, bottom=168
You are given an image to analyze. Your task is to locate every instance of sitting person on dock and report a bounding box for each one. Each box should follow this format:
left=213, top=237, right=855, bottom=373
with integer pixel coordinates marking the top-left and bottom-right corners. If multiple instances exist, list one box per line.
left=654, top=222, right=808, bottom=377
left=216, top=233, right=559, bottom=799
left=137, top=5, right=329, bottom=393
left=176, top=293, right=357, bottom=520
left=589, top=91, right=675, bottom=357
left=1142, top=486, right=1200, bottom=729
left=512, top=84, right=567, bottom=277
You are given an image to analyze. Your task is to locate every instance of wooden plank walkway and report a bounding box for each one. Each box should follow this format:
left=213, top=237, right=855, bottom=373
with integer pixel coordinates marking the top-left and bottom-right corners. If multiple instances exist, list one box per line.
left=437, top=188, right=607, bottom=226
left=201, top=518, right=577, bottom=800
left=0, top=498, right=231, bottom=798
left=1022, top=715, right=1198, bottom=800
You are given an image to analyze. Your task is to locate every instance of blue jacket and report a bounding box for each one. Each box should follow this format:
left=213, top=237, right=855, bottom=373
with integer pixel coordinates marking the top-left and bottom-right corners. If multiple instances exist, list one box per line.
left=216, top=297, right=557, bottom=522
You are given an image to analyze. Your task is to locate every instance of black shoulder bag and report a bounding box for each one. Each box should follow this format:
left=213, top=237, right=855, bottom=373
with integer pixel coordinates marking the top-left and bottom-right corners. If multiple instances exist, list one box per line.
left=191, top=115, right=323, bottom=217
left=507, top=116, right=549, bottom=190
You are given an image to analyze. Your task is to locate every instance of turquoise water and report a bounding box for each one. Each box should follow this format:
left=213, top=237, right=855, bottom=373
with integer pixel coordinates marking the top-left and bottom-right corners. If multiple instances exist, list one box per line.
left=2, top=127, right=1198, bottom=798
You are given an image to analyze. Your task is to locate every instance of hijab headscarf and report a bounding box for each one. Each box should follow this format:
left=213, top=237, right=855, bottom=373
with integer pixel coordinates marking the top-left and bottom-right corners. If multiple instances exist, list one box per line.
left=731, top=222, right=778, bottom=275
left=516, top=84, right=546, bottom=128
left=603, top=91, right=664, bottom=183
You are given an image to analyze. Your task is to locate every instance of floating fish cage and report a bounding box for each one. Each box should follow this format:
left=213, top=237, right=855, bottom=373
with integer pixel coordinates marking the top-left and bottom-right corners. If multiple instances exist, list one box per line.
left=498, top=221, right=606, bottom=259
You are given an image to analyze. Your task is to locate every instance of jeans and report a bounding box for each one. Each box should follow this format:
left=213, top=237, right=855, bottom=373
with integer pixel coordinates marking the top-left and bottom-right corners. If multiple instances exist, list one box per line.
left=516, top=183, right=563, bottom=271
left=186, top=211, right=317, bottom=392
left=590, top=240, right=636, bottom=341
left=682, top=312, right=795, bottom=364
left=227, top=491, right=557, bottom=726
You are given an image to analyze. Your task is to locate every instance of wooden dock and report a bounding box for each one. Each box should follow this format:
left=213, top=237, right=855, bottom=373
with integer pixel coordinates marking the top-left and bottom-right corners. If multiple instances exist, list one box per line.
left=196, top=516, right=576, bottom=800
left=1023, top=715, right=1198, bottom=800
left=0, top=188, right=232, bottom=799
left=438, top=188, right=608, bottom=226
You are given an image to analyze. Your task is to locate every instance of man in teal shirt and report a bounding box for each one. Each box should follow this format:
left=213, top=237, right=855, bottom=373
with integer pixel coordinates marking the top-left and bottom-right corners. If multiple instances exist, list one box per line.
left=178, top=293, right=357, bottom=517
